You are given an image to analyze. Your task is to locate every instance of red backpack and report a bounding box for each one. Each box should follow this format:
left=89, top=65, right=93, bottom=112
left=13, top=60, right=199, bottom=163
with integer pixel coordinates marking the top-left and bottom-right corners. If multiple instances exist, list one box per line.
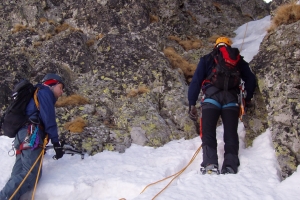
left=206, top=45, right=241, bottom=90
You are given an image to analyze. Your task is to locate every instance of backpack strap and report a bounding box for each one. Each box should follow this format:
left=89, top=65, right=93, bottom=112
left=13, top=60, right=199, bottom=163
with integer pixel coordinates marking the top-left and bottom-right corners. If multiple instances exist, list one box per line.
left=204, top=49, right=218, bottom=82
left=201, top=51, right=220, bottom=97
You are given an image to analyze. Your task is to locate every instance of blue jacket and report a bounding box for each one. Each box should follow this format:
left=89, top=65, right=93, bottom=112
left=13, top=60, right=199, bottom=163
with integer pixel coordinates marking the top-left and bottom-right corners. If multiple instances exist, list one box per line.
left=26, top=84, right=59, bottom=144
left=188, top=52, right=256, bottom=106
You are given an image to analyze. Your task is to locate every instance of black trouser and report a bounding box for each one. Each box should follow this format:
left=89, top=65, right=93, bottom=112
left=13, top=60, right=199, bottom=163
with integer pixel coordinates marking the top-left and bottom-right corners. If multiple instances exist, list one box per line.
left=200, top=101, right=240, bottom=173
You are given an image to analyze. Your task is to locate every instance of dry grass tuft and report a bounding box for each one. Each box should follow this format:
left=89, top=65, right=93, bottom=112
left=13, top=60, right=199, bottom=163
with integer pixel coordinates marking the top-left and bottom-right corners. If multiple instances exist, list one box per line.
left=48, top=20, right=56, bottom=25
left=33, top=41, right=42, bottom=47
left=39, top=18, right=47, bottom=23
left=12, top=24, right=35, bottom=33
left=243, top=13, right=254, bottom=20
left=86, top=39, right=95, bottom=47
left=168, top=36, right=181, bottom=42
left=86, top=34, right=104, bottom=47
left=55, top=23, right=71, bottom=33
left=127, top=86, right=150, bottom=97
left=268, top=2, right=300, bottom=32
left=12, top=24, right=27, bottom=33
left=64, top=117, right=87, bottom=133
left=43, top=33, right=52, bottom=40
left=163, top=47, right=196, bottom=78
left=187, top=11, right=197, bottom=22
left=168, top=36, right=201, bottom=51
left=179, top=39, right=201, bottom=51
left=150, top=14, right=159, bottom=23
left=70, top=27, right=83, bottom=33
left=103, top=118, right=116, bottom=128
left=56, top=94, right=89, bottom=107
left=95, top=33, right=104, bottom=40
left=28, top=27, right=35, bottom=32
left=213, top=2, right=222, bottom=12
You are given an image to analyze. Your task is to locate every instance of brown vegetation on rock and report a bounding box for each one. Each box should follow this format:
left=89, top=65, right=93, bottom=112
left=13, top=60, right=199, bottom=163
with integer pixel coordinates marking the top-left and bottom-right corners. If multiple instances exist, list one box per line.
left=56, top=94, right=89, bottom=107
left=55, top=23, right=71, bottom=33
left=64, top=117, right=87, bottom=133
left=168, top=36, right=201, bottom=51
left=12, top=24, right=35, bottom=33
left=150, top=14, right=159, bottom=23
left=268, top=2, right=300, bottom=32
left=127, top=86, right=150, bottom=97
left=163, top=47, right=196, bottom=80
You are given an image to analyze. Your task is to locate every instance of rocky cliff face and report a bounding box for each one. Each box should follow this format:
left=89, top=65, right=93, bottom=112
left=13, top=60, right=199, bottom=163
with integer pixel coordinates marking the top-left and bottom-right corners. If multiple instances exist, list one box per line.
left=6, top=0, right=296, bottom=176
left=250, top=0, right=300, bottom=179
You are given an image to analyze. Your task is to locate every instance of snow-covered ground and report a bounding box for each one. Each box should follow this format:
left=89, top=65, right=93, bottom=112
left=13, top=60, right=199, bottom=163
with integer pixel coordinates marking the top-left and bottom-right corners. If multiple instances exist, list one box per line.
left=1, top=15, right=300, bottom=200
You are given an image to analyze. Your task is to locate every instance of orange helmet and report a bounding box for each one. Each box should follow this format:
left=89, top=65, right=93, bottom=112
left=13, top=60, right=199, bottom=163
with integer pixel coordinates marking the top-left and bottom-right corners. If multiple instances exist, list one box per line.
left=215, top=37, right=232, bottom=47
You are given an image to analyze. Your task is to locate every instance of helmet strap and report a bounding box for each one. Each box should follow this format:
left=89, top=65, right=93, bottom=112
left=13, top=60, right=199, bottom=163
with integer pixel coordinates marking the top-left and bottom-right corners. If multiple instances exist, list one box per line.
left=216, top=43, right=228, bottom=48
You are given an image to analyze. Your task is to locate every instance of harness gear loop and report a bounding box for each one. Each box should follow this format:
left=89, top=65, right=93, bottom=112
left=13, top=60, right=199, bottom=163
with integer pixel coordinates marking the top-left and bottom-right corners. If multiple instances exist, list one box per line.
left=8, top=146, right=16, bottom=156
left=9, top=135, right=48, bottom=200
left=8, top=141, right=16, bottom=157
left=239, top=79, right=246, bottom=121
left=140, top=145, right=202, bottom=200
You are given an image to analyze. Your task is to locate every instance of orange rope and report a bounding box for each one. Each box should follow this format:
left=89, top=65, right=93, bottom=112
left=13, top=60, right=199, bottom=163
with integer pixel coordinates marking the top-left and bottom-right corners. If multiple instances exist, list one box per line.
left=33, top=88, right=40, bottom=110
left=9, top=135, right=48, bottom=200
left=140, top=145, right=202, bottom=200
left=9, top=153, right=43, bottom=200
left=31, top=135, right=48, bottom=200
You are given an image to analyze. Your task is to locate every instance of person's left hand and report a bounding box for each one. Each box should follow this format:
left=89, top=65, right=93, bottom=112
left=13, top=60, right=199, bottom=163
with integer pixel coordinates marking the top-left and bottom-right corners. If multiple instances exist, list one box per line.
left=53, top=142, right=64, bottom=160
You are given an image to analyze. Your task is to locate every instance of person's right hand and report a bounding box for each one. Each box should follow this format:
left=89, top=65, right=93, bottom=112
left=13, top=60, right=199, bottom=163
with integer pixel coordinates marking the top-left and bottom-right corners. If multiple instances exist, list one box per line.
left=189, top=105, right=198, bottom=121
left=245, top=99, right=254, bottom=113
left=53, top=142, right=64, bottom=160
left=245, top=100, right=253, bottom=108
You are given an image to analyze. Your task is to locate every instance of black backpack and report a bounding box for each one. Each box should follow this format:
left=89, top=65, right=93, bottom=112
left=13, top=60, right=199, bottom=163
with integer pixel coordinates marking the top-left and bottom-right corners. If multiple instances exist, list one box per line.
left=207, top=45, right=241, bottom=90
left=0, top=79, right=38, bottom=138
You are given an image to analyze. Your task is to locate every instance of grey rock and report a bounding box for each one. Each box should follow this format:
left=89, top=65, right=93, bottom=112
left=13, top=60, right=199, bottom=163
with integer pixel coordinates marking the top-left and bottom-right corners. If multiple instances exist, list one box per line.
left=250, top=17, right=300, bottom=179
left=130, top=127, right=148, bottom=146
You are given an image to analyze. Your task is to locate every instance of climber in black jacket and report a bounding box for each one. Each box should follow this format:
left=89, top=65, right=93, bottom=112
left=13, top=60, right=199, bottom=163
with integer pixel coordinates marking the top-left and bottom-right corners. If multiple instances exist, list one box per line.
left=188, top=37, right=256, bottom=174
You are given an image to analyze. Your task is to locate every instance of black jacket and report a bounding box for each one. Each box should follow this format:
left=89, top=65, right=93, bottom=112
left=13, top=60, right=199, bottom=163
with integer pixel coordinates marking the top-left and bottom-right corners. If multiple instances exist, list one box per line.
left=188, top=51, right=256, bottom=106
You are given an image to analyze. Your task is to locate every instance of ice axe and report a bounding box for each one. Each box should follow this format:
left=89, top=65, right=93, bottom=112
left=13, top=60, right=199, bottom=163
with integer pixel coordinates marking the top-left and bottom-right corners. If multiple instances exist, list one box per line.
left=46, top=140, right=84, bottom=159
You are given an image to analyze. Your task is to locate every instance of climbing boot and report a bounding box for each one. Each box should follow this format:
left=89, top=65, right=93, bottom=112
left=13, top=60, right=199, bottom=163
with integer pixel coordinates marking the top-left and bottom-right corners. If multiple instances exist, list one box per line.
left=200, top=164, right=220, bottom=175
left=221, top=166, right=236, bottom=174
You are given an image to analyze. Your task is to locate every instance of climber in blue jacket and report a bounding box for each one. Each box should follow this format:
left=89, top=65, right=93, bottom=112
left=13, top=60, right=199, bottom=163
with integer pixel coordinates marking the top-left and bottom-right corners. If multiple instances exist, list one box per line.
left=0, top=73, right=65, bottom=200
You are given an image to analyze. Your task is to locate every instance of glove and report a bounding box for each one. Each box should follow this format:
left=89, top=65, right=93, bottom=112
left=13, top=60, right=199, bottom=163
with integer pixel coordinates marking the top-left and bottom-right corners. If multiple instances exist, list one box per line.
left=189, top=105, right=198, bottom=121
left=53, top=142, right=64, bottom=160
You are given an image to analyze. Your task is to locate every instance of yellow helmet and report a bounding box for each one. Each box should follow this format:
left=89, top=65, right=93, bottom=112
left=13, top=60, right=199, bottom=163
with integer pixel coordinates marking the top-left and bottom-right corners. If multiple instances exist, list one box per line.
left=215, top=37, right=232, bottom=47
